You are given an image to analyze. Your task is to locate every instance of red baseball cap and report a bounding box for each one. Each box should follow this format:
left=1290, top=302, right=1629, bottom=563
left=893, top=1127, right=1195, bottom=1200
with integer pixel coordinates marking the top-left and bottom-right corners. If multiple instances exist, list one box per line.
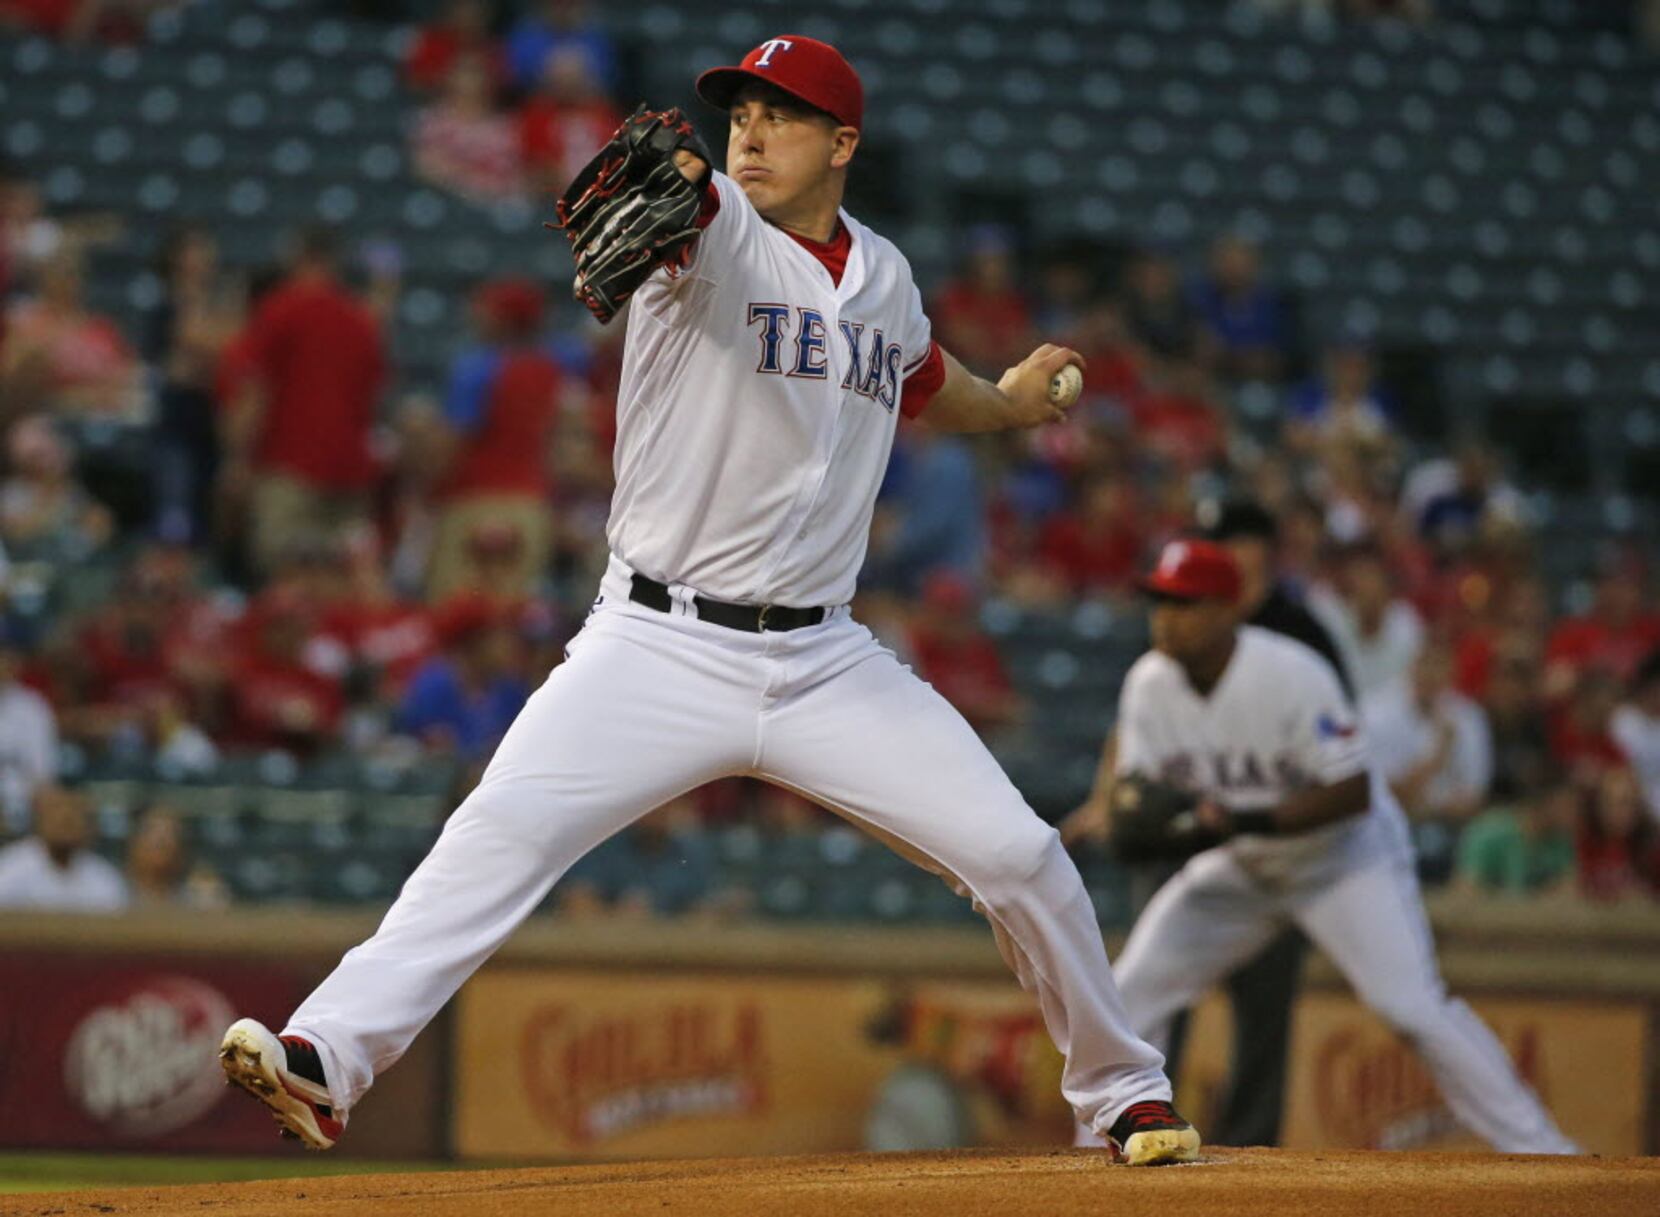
left=696, top=35, right=863, bottom=131
left=474, top=277, right=545, bottom=337
left=1139, top=539, right=1242, bottom=603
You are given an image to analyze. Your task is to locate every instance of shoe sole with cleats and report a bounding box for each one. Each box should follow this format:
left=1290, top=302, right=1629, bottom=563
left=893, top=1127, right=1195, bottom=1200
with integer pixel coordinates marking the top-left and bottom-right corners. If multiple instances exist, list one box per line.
left=219, top=1018, right=339, bottom=1151
left=1119, top=1126, right=1202, bottom=1166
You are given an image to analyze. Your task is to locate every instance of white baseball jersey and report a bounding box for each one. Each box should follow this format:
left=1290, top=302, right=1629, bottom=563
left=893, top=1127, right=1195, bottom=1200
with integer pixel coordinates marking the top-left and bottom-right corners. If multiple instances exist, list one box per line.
left=607, top=171, right=933, bottom=607
left=1116, top=625, right=1412, bottom=886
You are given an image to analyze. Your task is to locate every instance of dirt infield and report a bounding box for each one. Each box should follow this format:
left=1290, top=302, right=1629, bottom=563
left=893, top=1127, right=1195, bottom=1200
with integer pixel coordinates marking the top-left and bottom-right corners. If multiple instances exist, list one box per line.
left=5, top=1149, right=1655, bottom=1217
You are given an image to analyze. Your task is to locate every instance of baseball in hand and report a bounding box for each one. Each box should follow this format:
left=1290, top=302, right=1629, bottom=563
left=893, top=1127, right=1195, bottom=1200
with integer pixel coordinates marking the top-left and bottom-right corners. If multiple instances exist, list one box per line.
left=1049, top=363, right=1084, bottom=409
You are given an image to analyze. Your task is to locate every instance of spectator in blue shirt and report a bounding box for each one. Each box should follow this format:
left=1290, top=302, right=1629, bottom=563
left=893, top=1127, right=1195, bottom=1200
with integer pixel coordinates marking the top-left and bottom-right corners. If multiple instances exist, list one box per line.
left=1188, top=234, right=1288, bottom=382
left=1285, top=340, right=1396, bottom=455
left=864, top=426, right=984, bottom=596
left=504, top=0, right=618, bottom=93
left=395, top=593, right=528, bottom=763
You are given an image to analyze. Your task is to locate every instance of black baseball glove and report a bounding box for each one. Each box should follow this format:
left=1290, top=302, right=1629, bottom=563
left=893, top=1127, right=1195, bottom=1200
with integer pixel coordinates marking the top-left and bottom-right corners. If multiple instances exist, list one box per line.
left=547, top=105, right=714, bottom=325
left=1105, top=774, right=1228, bottom=864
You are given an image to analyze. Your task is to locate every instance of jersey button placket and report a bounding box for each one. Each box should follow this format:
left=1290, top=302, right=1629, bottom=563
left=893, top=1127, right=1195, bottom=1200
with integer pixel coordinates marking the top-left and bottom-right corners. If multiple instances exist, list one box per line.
left=778, top=286, right=839, bottom=574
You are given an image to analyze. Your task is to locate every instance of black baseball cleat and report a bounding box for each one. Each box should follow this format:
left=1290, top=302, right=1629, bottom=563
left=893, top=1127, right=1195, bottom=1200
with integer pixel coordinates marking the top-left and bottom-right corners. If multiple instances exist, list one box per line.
left=1107, top=1099, right=1202, bottom=1166
left=219, top=1018, right=345, bottom=1150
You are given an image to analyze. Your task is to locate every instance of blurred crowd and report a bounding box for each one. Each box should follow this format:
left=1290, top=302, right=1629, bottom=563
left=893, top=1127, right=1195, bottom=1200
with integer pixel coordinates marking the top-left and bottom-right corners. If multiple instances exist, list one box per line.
left=405, top=0, right=623, bottom=204
left=1, top=1, right=1658, bottom=918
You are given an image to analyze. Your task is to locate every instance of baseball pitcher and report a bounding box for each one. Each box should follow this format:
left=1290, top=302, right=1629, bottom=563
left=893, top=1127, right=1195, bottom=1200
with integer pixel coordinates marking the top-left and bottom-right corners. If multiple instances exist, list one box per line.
left=218, top=36, right=1198, bottom=1167
left=1093, top=538, right=1577, bottom=1153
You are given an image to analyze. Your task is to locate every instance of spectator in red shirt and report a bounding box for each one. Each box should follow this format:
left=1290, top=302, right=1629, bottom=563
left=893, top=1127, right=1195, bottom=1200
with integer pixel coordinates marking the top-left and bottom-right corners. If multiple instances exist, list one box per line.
left=1066, top=298, right=1144, bottom=404
left=1126, top=360, right=1226, bottom=472
left=403, top=0, right=506, bottom=94
left=1548, top=667, right=1627, bottom=773
left=320, top=524, right=436, bottom=702
left=0, top=250, right=140, bottom=419
left=223, top=228, right=386, bottom=576
left=1544, top=560, right=1660, bottom=696
left=58, top=570, right=176, bottom=745
left=227, top=586, right=345, bottom=753
left=0, top=0, right=159, bottom=42
left=46, top=544, right=227, bottom=745
left=410, top=277, right=563, bottom=600
left=1577, top=765, right=1660, bottom=902
left=0, top=0, right=87, bottom=39
left=518, top=45, right=624, bottom=195
left=1449, top=571, right=1551, bottom=702
left=1037, top=476, right=1145, bottom=600
left=413, top=55, right=524, bottom=203
left=907, top=571, right=1025, bottom=738
left=932, top=226, right=1033, bottom=379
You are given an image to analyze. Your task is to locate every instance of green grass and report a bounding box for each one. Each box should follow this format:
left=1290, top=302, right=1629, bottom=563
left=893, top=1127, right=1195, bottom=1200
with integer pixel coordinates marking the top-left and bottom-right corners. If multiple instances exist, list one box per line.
left=0, top=1151, right=469, bottom=1195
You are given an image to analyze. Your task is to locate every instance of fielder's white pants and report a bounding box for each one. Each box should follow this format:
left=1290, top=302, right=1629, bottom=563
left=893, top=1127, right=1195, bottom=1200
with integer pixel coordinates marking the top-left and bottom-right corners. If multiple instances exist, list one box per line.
left=286, top=557, right=1170, bottom=1135
left=1100, top=847, right=1577, bottom=1153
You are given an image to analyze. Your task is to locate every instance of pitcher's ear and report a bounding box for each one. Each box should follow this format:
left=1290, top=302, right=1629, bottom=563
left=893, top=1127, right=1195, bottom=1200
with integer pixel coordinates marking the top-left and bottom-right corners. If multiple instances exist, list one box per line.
left=831, top=126, right=860, bottom=170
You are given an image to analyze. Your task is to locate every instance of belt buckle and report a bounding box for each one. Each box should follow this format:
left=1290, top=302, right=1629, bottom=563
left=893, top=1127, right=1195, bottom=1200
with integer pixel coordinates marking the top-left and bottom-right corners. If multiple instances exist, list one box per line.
left=756, top=604, right=773, bottom=632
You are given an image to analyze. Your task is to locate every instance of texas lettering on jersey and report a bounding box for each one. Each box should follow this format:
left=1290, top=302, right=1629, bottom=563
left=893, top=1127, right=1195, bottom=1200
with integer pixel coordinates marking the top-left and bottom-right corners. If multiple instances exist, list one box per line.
left=610, top=172, right=933, bottom=606
left=747, top=303, right=905, bottom=411
left=1153, top=749, right=1311, bottom=793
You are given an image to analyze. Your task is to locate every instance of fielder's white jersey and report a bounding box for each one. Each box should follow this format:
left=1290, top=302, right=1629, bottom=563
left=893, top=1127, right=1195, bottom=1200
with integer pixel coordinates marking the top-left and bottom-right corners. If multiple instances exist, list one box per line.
left=607, top=171, right=933, bottom=607
left=1116, top=626, right=1413, bottom=886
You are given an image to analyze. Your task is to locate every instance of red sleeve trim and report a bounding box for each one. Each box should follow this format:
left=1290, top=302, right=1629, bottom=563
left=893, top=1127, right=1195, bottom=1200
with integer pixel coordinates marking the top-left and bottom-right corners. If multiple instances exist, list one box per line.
left=694, top=179, right=721, bottom=229
left=900, top=339, right=946, bottom=420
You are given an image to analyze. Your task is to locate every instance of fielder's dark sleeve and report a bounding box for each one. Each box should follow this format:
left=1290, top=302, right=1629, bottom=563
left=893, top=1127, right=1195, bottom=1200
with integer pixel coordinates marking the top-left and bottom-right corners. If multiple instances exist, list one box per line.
left=1251, top=583, right=1355, bottom=702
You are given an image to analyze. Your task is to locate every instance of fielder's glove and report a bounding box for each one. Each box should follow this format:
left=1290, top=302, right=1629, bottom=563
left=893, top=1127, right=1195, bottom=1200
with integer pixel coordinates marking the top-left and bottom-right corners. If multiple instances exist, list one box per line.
left=548, top=105, right=714, bottom=324
left=1105, top=774, right=1229, bottom=864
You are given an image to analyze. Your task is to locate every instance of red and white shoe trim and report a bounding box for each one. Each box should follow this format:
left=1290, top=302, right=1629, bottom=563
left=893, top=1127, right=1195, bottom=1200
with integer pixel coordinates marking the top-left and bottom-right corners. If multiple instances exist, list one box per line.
left=219, top=1017, right=345, bottom=1150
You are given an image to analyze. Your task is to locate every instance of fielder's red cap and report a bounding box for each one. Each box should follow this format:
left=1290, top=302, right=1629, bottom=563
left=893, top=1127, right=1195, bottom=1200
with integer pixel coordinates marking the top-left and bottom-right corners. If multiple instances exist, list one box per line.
left=1139, top=539, right=1242, bottom=603
left=695, top=35, right=863, bottom=131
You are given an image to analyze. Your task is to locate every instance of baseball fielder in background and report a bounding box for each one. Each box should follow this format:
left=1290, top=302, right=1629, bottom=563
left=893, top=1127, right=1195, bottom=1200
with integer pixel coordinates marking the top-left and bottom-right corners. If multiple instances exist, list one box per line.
left=1090, top=538, right=1577, bottom=1154
left=1067, top=499, right=1352, bottom=1149
left=219, top=35, right=1199, bottom=1166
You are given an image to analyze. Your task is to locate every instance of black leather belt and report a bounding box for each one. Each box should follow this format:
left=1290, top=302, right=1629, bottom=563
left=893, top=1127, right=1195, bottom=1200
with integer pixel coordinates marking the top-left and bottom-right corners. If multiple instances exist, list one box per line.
left=629, top=573, right=827, bottom=633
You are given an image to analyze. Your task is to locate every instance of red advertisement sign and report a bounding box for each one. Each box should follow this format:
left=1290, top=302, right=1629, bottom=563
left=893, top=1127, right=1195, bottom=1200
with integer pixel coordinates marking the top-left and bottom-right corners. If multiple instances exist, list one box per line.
left=0, top=952, right=307, bottom=1152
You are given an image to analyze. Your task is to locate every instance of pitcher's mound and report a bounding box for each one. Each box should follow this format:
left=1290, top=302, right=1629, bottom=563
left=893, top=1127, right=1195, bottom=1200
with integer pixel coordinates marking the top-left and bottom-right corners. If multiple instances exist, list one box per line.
left=9, top=1148, right=1656, bottom=1217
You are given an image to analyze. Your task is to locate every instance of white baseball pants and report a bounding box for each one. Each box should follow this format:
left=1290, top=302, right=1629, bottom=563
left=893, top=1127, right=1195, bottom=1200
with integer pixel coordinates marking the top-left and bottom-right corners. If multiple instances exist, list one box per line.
left=285, top=557, right=1171, bottom=1135
left=1099, top=847, right=1578, bottom=1153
